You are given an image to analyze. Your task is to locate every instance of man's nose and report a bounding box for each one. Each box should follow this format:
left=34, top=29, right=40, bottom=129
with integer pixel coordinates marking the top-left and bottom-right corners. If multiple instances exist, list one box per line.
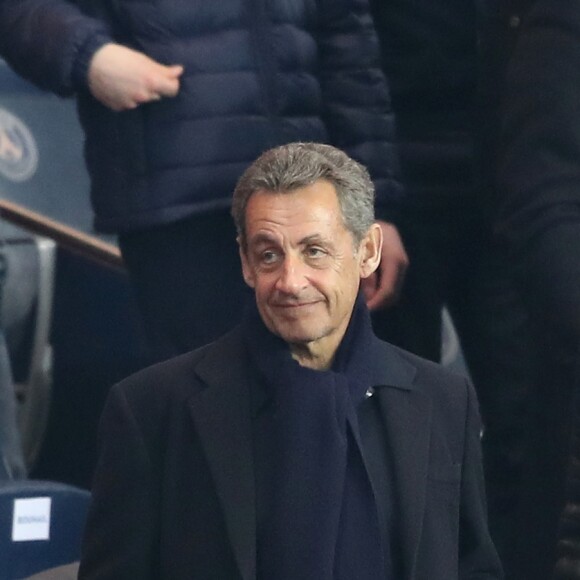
left=275, top=255, right=307, bottom=294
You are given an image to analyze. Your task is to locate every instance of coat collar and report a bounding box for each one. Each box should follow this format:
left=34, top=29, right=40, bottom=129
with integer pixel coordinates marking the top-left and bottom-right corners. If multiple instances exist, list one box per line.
left=187, top=328, right=431, bottom=580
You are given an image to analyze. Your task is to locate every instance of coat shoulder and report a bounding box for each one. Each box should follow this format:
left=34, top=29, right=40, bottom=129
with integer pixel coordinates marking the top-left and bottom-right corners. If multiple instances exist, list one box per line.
left=110, top=327, right=247, bottom=411
left=387, top=340, right=469, bottom=385
left=381, top=340, right=473, bottom=411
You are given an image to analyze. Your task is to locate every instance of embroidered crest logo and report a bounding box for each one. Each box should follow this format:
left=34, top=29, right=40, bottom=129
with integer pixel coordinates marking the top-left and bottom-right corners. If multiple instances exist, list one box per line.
left=0, top=108, right=38, bottom=182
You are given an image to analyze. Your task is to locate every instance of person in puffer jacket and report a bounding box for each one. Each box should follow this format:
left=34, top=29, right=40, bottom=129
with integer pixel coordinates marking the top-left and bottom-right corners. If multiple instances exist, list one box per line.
left=0, top=0, right=406, bottom=361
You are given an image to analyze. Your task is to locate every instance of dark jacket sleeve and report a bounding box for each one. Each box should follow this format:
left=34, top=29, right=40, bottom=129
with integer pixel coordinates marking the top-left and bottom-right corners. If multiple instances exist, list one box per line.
left=498, top=0, right=580, bottom=244
left=0, top=0, right=111, bottom=95
left=555, top=382, right=580, bottom=580
left=315, top=0, right=403, bottom=222
left=496, top=0, right=580, bottom=333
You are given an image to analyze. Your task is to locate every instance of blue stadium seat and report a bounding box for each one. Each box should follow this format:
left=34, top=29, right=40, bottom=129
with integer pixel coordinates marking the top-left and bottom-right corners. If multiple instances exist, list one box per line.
left=0, top=479, right=90, bottom=579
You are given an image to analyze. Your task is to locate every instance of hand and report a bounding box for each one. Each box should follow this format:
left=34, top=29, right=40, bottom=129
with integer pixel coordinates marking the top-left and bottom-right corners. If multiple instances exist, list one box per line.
left=361, top=220, right=408, bottom=311
left=88, top=43, right=184, bottom=111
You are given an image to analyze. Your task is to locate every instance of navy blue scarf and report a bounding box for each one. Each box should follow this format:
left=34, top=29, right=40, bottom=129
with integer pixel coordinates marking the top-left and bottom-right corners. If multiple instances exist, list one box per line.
left=243, top=294, right=388, bottom=579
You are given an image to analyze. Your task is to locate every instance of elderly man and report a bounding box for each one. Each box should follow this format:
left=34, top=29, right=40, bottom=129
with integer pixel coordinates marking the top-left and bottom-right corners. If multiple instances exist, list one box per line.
left=78, top=143, right=502, bottom=580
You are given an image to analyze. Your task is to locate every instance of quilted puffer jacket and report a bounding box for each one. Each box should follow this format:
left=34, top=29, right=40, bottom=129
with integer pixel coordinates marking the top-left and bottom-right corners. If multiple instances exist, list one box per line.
left=370, top=0, right=478, bottom=208
left=0, top=0, right=400, bottom=233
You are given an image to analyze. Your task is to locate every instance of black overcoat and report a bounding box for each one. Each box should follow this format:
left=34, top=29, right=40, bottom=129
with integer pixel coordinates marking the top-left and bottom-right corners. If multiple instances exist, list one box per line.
left=79, top=327, right=502, bottom=579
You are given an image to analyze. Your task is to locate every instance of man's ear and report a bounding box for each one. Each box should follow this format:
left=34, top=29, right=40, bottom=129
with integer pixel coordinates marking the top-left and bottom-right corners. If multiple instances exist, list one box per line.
left=358, top=223, right=383, bottom=279
left=238, top=237, right=256, bottom=288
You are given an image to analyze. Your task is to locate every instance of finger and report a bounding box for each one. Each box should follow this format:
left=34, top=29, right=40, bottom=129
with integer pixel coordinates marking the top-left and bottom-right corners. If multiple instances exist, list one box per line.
left=156, top=75, right=181, bottom=98
left=365, top=282, right=390, bottom=311
left=362, top=273, right=388, bottom=312
left=366, top=261, right=400, bottom=311
left=167, top=65, right=184, bottom=78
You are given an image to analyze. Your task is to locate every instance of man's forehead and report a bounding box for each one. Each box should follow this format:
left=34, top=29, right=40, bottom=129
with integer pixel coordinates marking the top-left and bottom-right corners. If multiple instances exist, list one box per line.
left=248, top=230, right=331, bottom=247
left=242, top=182, right=354, bottom=250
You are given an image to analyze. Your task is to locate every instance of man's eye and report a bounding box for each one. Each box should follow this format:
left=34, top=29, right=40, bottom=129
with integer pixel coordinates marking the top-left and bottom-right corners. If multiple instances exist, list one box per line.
left=261, top=251, right=279, bottom=264
left=306, top=247, right=326, bottom=258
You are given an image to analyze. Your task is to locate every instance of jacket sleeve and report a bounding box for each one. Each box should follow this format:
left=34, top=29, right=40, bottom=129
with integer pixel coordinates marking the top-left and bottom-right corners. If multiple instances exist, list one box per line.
left=497, top=0, right=580, bottom=247
left=0, top=0, right=111, bottom=96
left=315, top=0, right=403, bottom=222
left=458, top=379, right=504, bottom=579
left=496, top=0, right=580, bottom=332
left=78, top=384, right=159, bottom=580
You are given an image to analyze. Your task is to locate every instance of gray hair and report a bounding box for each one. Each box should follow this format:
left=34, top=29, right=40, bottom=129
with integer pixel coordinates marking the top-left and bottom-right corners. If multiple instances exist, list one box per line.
left=231, top=142, right=375, bottom=247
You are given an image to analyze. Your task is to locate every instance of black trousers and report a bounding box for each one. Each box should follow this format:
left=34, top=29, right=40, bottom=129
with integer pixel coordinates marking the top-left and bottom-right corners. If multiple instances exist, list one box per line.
left=510, top=223, right=580, bottom=580
left=118, top=212, right=252, bottom=363
left=371, top=202, right=542, bottom=575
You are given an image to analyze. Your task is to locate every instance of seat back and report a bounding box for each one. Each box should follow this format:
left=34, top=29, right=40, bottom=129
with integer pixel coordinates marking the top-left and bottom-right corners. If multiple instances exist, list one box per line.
left=0, top=480, right=90, bottom=579
left=0, top=224, right=55, bottom=471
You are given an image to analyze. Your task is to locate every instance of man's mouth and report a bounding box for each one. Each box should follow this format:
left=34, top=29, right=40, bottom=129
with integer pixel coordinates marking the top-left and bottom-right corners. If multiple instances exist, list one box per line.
left=271, top=300, right=320, bottom=309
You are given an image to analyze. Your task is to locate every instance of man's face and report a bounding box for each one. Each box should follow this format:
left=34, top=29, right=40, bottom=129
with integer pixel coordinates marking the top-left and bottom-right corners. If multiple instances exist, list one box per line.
left=240, top=180, right=379, bottom=361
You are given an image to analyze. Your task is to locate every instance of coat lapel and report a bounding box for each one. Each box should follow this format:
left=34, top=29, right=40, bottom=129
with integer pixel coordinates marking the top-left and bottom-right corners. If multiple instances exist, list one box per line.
left=373, top=342, right=432, bottom=580
left=187, top=331, right=256, bottom=580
